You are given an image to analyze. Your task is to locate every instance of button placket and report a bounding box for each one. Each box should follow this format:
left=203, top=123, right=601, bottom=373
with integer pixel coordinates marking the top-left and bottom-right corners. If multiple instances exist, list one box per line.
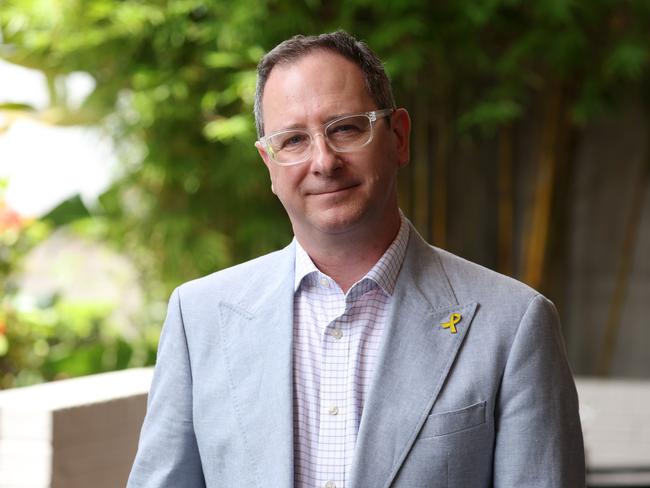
left=318, top=311, right=348, bottom=487
left=292, top=222, right=407, bottom=487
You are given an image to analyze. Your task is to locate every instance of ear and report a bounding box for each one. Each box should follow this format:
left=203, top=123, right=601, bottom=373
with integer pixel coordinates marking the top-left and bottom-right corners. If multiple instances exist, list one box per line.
left=255, top=141, right=277, bottom=195
left=391, top=108, right=411, bottom=168
left=255, top=141, right=273, bottom=171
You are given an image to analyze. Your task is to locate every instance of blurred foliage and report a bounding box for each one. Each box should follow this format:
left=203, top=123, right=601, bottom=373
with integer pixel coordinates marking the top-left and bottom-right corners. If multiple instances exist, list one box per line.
left=0, top=294, right=157, bottom=388
left=3, top=0, right=650, bottom=282
left=0, top=186, right=158, bottom=388
left=1, top=0, right=650, bottom=385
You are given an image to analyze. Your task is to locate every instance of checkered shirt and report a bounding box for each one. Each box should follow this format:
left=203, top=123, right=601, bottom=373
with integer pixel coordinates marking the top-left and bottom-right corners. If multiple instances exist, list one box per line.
left=292, top=216, right=409, bottom=488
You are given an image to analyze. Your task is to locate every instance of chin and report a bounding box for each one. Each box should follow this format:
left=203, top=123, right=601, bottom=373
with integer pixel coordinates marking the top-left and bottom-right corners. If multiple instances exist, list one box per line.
left=310, top=206, right=370, bottom=235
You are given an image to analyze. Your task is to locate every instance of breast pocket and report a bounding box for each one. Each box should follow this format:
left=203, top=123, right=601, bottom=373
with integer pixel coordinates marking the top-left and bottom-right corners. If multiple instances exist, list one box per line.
left=418, top=400, right=486, bottom=439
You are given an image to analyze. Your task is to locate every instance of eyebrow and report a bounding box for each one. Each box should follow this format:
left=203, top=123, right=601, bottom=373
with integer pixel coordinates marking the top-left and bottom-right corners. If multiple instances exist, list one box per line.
left=269, top=112, right=357, bottom=134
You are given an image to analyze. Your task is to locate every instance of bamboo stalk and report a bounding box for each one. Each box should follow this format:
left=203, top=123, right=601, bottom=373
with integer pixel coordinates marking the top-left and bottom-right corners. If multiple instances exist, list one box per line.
left=522, top=86, right=563, bottom=289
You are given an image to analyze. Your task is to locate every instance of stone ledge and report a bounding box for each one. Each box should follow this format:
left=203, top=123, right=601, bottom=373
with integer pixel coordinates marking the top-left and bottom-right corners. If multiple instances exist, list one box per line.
left=0, top=368, right=152, bottom=488
left=0, top=370, right=648, bottom=487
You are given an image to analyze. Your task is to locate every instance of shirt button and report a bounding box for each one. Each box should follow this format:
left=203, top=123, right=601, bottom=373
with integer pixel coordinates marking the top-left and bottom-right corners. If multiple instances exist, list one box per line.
left=325, top=482, right=336, bottom=488
left=331, top=328, right=343, bottom=339
left=328, top=405, right=339, bottom=415
left=319, top=277, right=329, bottom=287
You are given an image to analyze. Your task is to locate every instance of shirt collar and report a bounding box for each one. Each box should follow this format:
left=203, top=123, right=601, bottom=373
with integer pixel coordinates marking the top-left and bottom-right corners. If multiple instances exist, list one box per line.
left=364, top=213, right=409, bottom=295
left=293, top=212, right=410, bottom=296
left=294, top=238, right=320, bottom=292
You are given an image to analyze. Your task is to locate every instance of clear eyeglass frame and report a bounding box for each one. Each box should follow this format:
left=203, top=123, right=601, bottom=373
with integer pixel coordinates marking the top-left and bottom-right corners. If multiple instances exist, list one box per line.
left=257, top=108, right=394, bottom=166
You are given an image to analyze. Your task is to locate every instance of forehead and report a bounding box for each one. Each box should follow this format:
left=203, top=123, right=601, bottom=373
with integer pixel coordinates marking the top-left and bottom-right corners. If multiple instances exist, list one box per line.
left=261, top=50, right=374, bottom=132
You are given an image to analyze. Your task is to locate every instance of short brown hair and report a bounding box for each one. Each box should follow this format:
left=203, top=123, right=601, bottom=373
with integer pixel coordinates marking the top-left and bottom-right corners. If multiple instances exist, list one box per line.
left=254, top=30, right=395, bottom=137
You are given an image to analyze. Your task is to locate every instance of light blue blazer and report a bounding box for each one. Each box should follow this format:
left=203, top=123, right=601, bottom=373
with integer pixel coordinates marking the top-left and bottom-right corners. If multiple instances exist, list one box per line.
left=128, top=225, right=585, bottom=487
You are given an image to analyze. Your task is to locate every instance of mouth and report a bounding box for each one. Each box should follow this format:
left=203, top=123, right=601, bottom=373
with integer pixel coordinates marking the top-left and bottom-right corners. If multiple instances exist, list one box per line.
left=309, top=183, right=359, bottom=196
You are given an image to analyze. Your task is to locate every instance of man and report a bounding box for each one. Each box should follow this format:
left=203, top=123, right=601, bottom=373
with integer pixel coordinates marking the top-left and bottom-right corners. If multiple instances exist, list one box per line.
left=128, top=31, right=585, bottom=487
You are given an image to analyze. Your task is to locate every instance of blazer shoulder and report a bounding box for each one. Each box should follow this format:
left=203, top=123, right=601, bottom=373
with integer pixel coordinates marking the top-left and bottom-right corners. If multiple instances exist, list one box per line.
left=430, top=246, right=561, bottom=355
left=176, top=243, right=294, bottom=303
left=433, top=246, right=541, bottom=308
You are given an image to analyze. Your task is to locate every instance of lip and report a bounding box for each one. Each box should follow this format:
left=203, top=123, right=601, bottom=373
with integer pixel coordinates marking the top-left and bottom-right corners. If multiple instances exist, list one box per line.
left=308, top=184, right=359, bottom=196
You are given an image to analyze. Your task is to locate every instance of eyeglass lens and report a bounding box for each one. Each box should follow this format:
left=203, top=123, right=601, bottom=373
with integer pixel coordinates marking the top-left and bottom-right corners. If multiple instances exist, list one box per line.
left=268, top=115, right=372, bottom=164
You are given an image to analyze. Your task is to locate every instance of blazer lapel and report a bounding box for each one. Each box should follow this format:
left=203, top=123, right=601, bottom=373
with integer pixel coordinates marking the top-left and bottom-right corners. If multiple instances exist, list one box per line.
left=217, top=245, right=295, bottom=487
left=350, top=229, right=478, bottom=488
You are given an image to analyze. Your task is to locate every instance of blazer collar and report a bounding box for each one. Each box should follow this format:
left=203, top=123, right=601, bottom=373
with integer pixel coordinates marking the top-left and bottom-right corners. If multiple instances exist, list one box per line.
left=349, top=225, right=478, bottom=488
left=216, top=242, right=296, bottom=488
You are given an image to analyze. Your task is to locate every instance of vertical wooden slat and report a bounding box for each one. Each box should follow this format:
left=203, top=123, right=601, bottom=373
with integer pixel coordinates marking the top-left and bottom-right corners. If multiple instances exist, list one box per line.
left=411, top=89, right=431, bottom=237
left=431, top=109, right=448, bottom=248
left=430, top=55, right=450, bottom=248
left=497, top=124, right=515, bottom=276
left=597, top=143, right=650, bottom=375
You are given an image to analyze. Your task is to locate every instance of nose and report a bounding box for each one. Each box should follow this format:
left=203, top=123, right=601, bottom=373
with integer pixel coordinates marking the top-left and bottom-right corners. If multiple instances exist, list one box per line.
left=310, top=133, right=342, bottom=176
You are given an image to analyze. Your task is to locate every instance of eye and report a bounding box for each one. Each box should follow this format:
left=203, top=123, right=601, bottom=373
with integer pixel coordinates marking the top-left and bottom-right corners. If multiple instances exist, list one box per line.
left=278, top=132, right=309, bottom=151
left=327, top=116, right=369, bottom=140
left=283, top=134, right=307, bottom=148
left=330, top=122, right=362, bottom=135
left=271, top=131, right=309, bottom=152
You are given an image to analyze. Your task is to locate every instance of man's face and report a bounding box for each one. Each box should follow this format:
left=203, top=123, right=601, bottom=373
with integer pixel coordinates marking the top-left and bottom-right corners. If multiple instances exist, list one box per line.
left=256, top=50, right=410, bottom=241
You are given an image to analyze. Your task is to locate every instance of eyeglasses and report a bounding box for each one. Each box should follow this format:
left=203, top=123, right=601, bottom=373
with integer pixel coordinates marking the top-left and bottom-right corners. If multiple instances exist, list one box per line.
left=257, top=108, right=394, bottom=166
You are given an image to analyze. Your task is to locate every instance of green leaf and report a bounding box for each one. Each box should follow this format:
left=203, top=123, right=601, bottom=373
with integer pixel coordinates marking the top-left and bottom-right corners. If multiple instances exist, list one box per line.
left=458, top=99, right=523, bottom=132
left=203, top=114, right=253, bottom=141
left=42, top=195, right=91, bottom=227
left=203, top=52, right=244, bottom=69
left=0, top=103, right=36, bottom=111
left=605, top=42, right=648, bottom=81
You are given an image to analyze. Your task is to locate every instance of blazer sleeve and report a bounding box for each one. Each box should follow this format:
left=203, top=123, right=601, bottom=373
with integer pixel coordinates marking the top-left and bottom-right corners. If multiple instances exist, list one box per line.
left=127, top=287, right=206, bottom=488
left=493, top=294, right=585, bottom=487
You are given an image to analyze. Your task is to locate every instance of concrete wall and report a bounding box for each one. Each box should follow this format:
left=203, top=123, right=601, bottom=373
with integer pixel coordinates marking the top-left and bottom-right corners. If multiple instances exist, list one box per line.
left=0, top=369, right=151, bottom=488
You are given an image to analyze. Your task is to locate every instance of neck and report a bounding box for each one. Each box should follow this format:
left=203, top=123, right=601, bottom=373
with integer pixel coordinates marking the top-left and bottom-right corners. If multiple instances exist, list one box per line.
left=295, top=209, right=402, bottom=293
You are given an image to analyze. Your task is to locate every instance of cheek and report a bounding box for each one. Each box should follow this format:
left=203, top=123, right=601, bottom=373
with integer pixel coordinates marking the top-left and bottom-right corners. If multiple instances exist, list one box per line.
left=270, top=168, right=304, bottom=198
left=367, top=151, right=398, bottom=184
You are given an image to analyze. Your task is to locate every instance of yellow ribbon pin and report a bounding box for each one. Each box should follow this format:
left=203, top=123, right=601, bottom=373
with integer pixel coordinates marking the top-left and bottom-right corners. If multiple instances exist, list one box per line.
left=440, top=313, right=461, bottom=334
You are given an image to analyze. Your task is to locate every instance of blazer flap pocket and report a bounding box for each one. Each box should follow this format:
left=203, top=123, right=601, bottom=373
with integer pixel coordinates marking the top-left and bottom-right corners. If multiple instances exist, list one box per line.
left=419, top=400, right=486, bottom=438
